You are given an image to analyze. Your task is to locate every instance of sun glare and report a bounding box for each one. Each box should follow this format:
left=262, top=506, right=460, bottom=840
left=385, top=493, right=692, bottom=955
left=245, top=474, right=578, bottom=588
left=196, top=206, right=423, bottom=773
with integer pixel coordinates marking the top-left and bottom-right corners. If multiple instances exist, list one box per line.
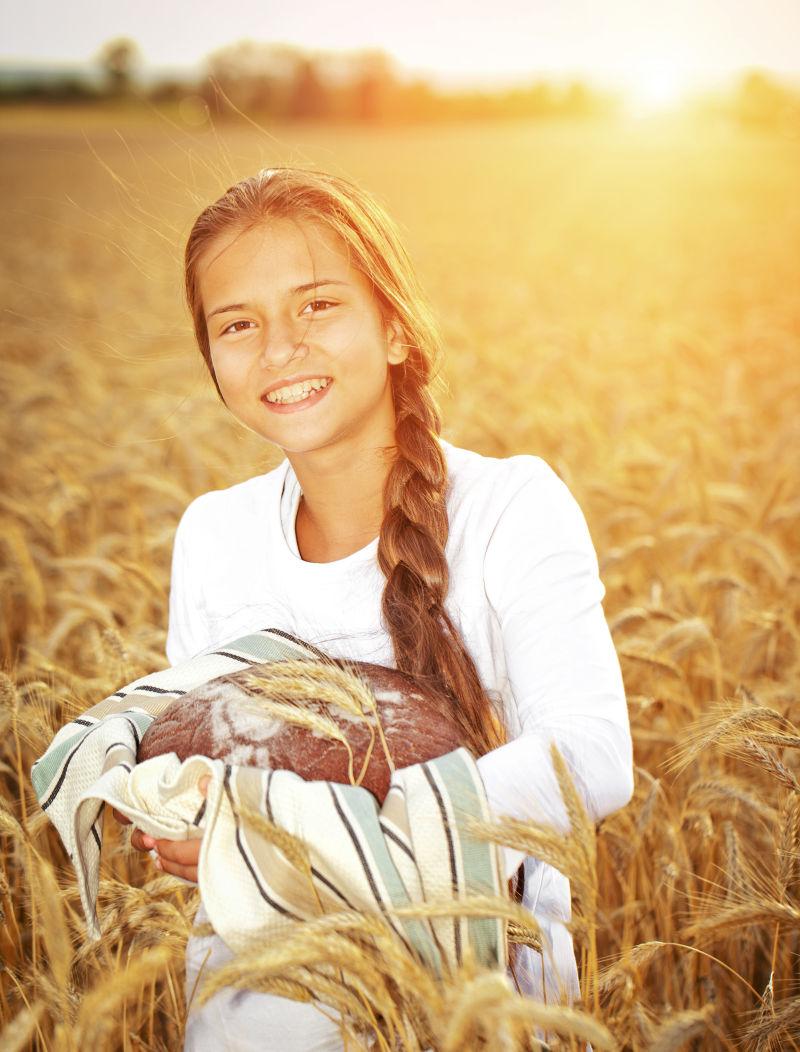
left=626, top=58, right=691, bottom=118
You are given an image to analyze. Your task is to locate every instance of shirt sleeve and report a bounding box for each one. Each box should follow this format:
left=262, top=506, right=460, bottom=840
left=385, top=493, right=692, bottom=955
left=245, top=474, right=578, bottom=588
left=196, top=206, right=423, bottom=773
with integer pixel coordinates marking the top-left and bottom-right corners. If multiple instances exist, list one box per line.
left=165, top=499, right=213, bottom=668
left=475, top=459, right=634, bottom=880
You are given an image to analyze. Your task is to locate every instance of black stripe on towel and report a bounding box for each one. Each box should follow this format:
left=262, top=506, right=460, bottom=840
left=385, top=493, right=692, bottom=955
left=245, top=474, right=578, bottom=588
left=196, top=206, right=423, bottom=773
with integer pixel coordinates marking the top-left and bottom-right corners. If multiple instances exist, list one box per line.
left=41, top=722, right=104, bottom=811
left=102, top=717, right=143, bottom=757
left=211, top=650, right=254, bottom=664
left=90, top=802, right=103, bottom=850
left=422, top=761, right=461, bottom=966
left=327, top=783, right=386, bottom=910
left=224, top=766, right=301, bottom=921
left=379, top=821, right=415, bottom=861
left=264, top=772, right=359, bottom=911
left=121, top=716, right=141, bottom=751
left=260, top=627, right=332, bottom=661
left=327, top=784, right=421, bottom=961
left=132, top=685, right=186, bottom=696
left=264, top=770, right=275, bottom=822
left=311, top=867, right=360, bottom=911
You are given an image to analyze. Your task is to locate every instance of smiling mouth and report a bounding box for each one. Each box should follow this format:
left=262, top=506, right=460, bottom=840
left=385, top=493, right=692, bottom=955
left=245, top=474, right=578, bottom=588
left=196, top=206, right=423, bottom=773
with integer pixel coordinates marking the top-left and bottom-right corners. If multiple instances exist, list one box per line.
left=262, top=377, right=333, bottom=405
left=261, top=379, right=334, bottom=412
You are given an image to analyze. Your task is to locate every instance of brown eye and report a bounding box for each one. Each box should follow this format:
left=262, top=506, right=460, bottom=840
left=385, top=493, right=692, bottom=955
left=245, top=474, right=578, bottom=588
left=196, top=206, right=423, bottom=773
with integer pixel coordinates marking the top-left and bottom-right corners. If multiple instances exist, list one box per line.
left=303, top=299, right=336, bottom=315
left=221, top=320, right=255, bottom=335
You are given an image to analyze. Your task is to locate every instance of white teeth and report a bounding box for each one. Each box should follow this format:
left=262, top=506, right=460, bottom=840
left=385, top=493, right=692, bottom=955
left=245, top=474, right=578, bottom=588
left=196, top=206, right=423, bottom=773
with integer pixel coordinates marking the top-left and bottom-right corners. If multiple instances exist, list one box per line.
left=265, top=377, right=330, bottom=404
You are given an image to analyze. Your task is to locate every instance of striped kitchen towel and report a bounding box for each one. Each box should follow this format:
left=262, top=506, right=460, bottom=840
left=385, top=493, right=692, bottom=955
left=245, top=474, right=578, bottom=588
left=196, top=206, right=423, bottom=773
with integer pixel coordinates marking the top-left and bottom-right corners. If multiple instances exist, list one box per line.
left=30, top=628, right=508, bottom=978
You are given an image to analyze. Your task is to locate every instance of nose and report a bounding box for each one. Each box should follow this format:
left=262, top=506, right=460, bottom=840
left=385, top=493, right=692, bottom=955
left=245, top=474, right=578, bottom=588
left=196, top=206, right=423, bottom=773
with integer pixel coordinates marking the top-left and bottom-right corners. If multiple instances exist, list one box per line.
left=258, top=314, right=310, bottom=370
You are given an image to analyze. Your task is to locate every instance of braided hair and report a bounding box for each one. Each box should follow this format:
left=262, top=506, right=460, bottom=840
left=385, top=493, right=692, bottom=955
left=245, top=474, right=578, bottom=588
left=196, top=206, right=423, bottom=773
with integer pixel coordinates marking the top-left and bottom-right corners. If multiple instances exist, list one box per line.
left=184, top=167, right=507, bottom=760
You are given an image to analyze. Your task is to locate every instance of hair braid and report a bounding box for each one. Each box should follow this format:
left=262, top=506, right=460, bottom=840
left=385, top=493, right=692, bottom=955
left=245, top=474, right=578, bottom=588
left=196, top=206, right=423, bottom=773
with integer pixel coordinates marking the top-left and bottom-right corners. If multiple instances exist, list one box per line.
left=378, top=364, right=507, bottom=759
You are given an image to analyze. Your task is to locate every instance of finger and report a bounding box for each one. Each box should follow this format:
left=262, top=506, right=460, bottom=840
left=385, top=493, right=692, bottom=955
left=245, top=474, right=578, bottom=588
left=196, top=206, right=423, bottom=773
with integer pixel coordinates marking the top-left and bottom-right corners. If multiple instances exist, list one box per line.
left=156, top=855, right=198, bottom=883
left=153, top=837, right=202, bottom=868
left=130, top=828, right=157, bottom=853
left=199, top=775, right=211, bottom=798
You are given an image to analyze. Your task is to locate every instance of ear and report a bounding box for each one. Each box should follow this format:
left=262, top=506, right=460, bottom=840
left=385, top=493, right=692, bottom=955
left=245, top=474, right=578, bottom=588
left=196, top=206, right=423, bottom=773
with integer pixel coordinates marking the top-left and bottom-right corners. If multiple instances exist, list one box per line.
left=385, top=316, right=409, bottom=366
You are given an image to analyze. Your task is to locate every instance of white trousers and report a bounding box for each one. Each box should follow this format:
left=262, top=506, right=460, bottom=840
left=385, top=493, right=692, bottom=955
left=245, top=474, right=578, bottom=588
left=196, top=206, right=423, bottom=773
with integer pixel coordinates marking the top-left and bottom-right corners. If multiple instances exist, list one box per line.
left=183, top=898, right=580, bottom=1051
left=184, top=904, right=349, bottom=1052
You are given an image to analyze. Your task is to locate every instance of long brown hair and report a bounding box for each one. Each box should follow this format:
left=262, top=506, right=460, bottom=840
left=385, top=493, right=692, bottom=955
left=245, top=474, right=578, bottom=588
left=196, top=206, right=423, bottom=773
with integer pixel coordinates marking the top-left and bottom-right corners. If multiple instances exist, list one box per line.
left=184, top=167, right=507, bottom=759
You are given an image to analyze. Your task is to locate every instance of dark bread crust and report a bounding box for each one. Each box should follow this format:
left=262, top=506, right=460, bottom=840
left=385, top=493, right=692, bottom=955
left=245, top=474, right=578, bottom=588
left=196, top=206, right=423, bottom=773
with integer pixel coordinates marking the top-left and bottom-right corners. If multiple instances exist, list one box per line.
left=137, top=658, right=465, bottom=803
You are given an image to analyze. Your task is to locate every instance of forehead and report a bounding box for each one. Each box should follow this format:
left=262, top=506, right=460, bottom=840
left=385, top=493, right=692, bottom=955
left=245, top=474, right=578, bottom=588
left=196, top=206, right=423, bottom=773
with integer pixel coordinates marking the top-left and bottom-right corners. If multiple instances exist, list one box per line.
left=197, top=217, right=355, bottom=290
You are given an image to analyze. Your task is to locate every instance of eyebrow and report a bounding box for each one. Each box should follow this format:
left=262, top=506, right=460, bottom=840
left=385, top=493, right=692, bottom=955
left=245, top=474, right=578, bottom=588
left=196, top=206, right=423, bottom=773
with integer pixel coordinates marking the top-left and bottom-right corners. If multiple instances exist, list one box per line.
left=205, top=279, right=350, bottom=321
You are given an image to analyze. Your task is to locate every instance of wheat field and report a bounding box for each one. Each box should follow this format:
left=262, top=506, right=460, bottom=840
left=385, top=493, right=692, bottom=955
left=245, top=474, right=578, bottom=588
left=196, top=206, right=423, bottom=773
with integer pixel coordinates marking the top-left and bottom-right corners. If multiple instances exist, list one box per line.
left=1, top=105, right=798, bottom=1050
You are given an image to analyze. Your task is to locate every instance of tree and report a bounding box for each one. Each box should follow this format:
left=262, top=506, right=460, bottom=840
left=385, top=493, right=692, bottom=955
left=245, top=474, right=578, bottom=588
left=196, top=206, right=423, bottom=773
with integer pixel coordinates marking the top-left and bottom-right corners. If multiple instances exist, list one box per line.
left=97, top=37, right=140, bottom=97
left=288, top=57, right=329, bottom=120
left=351, top=50, right=396, bottom=122
left=735, top=69, right=794, bottom=129
left=205, top=40, right=302, bottom=116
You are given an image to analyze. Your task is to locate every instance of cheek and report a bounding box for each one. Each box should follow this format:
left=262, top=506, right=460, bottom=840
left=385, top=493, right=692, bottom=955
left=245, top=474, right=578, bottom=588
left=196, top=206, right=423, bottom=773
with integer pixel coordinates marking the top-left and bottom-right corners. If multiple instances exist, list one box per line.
left=209, top=347, right=245, bottom=392
left=328, top=311, right=385, bottom=358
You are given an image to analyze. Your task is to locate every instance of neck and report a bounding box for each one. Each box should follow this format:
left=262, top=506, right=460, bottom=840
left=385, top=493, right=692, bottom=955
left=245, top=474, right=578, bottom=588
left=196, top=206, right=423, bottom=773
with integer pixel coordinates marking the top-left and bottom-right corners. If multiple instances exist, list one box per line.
left=287, top=438, right=397, bottom=560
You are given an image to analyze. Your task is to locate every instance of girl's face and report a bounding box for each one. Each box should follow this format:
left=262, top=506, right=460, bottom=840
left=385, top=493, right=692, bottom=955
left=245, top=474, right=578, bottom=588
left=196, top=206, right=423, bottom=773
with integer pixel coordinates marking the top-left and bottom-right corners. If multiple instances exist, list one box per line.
left=197, top=216, right=408, bottom=458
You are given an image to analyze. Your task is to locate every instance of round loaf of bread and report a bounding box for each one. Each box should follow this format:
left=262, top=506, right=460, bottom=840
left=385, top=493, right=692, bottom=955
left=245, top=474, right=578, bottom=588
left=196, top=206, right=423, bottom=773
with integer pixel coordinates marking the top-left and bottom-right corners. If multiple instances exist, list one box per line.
left=137, top=658, right=465, bottom=804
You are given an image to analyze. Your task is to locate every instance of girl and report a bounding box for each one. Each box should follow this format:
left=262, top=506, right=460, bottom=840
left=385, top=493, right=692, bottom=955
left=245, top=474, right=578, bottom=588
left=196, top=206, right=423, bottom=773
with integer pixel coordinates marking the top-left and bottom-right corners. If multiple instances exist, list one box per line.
left=124, top=166, right=634, bottom=1051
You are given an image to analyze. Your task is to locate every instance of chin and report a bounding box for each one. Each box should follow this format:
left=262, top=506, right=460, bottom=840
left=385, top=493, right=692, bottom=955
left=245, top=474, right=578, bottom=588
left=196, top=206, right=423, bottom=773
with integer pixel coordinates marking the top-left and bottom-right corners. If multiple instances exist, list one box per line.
left=259, top=430, right=339, bottom=456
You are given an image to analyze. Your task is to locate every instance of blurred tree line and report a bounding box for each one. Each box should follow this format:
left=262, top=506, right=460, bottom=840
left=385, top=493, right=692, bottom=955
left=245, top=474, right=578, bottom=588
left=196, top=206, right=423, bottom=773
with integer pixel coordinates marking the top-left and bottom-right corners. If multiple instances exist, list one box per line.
left=2, top=35, right=799, bottom=131
left=0, top=36, right=620, bottom=122
left=184, top=40, right=619, bottom=121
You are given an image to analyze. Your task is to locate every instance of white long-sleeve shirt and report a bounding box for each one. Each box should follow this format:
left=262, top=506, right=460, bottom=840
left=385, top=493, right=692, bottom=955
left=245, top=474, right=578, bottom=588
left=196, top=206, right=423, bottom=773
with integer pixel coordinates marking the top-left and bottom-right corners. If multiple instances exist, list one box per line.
left=166, top=435, right=634, bottom=1006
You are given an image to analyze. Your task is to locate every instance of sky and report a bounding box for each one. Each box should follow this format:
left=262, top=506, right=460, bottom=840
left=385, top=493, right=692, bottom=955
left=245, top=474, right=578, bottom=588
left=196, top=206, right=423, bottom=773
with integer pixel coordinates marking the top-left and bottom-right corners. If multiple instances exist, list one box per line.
left=2, top=0, right=799, bottom=96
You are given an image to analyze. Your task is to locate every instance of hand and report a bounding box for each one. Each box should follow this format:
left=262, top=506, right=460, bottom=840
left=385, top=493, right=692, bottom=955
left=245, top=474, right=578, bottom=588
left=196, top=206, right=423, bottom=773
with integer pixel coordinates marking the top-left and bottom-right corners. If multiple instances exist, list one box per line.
left=113, top=775, right=211, bottom=883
